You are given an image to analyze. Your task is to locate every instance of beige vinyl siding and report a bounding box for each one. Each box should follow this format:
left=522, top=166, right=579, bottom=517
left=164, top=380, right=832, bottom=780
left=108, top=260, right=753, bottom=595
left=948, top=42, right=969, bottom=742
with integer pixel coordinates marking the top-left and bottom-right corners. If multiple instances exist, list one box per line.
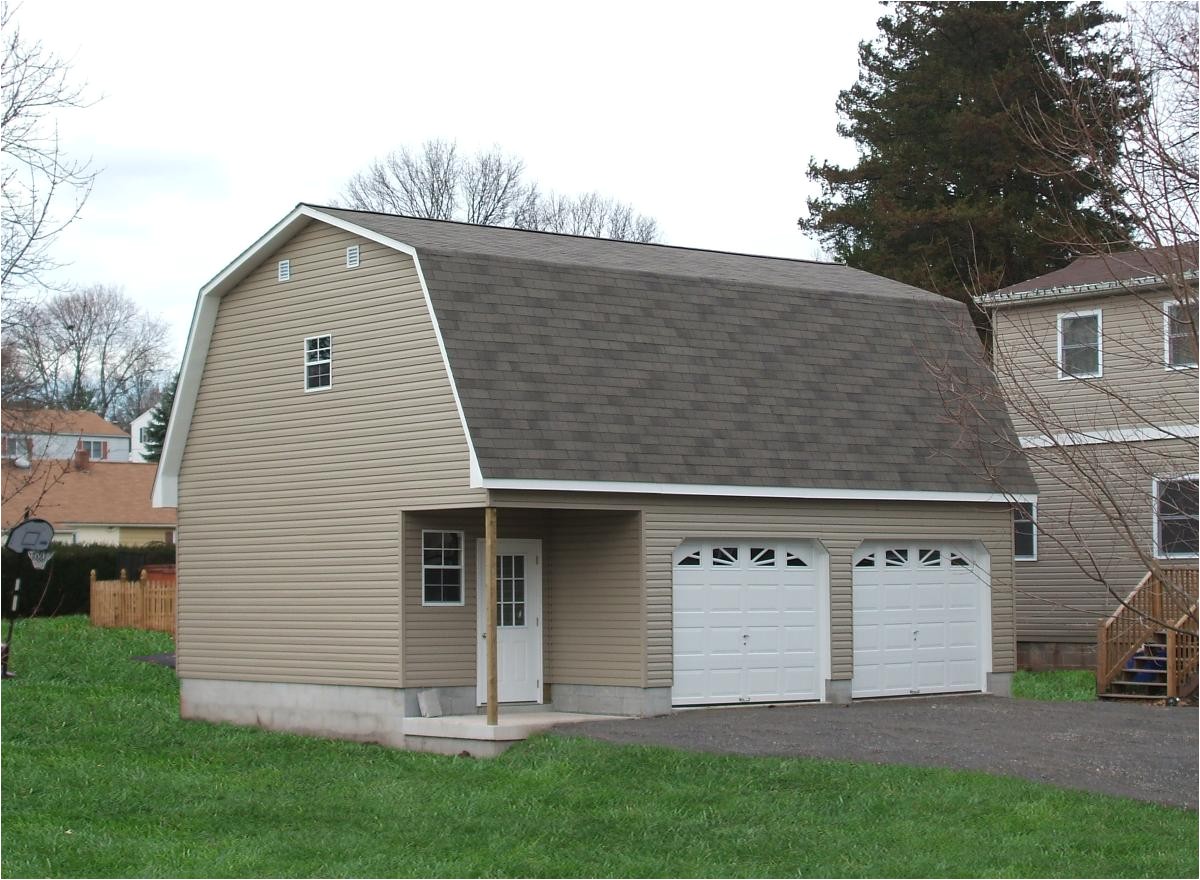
left=1017, top=438, right=1197, bottom=643
left=490, top=491, right=1016, bottom=685
left=177, top=219, right=484, bottom=687
left=402, top=508, right=644, bottom=690
left=992, top=292, right=1198, bottom=437
left=545, top=510, right=643, bottom=686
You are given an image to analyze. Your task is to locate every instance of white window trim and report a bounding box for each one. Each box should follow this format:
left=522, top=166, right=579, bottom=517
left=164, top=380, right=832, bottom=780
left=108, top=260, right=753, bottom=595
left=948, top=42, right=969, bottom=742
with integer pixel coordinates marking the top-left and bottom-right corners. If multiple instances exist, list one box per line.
left=1013, top=502, right=1037, bottom=561
left=277, top=259, right=291, bottom=282
left=1056, top=308, right=1103, bottom=380
left=1152, top=473, right=1199, bottom=559
left=303, top=333, right=333, bottom=393
left=421, top=529, right=466, bottom=606
left=346, top=245, right=360, bottom=268
left=1163, top=299, right=1198, bottom=371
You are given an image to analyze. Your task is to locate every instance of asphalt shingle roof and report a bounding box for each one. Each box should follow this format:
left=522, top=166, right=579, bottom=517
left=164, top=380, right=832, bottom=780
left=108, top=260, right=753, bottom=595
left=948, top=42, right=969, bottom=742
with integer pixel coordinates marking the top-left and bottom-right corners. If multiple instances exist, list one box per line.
left=319, top=207, right=1035, bottom=495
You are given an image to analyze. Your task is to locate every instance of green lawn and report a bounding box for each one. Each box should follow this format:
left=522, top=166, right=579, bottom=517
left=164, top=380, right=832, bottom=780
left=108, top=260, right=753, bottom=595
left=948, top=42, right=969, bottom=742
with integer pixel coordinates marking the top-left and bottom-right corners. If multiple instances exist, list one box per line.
left=1012, top=669, right=1098, bottom=701
left=2, top=618, right=1195, bottom=878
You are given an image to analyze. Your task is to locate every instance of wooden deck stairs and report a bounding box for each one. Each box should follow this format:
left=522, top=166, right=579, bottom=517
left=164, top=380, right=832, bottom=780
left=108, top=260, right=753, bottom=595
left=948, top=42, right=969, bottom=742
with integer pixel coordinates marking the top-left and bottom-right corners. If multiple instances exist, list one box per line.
left=1097, top=567, right=1198, bottom=701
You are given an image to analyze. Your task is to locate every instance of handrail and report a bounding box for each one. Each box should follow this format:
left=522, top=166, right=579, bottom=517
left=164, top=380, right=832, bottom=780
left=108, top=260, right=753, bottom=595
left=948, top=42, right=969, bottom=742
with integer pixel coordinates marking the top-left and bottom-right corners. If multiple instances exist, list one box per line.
left=1097, top=568, right=1199, bottom=696
left=1168, top=603, right=1199, bottom=699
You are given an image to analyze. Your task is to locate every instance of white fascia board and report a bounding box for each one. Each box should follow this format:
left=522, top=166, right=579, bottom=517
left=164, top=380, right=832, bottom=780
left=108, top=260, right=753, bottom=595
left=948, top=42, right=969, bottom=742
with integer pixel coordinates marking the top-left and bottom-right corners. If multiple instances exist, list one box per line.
left=152, top=204, right=484, bottom=506
left=977, top=270, right=1197, bottom=309
left=1020, top=424, right=1200, bottom=449
left=480, top=477, right=1035, bottom=505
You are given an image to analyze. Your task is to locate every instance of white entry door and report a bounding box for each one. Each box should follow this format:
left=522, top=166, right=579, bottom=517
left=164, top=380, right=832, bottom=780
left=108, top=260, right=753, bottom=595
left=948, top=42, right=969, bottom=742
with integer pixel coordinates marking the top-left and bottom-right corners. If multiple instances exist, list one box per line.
left=672, top=540, right=827, bottom=705
left=852, top=542, right=989, bottom=698
left=476, top=539, right=543, bottom=704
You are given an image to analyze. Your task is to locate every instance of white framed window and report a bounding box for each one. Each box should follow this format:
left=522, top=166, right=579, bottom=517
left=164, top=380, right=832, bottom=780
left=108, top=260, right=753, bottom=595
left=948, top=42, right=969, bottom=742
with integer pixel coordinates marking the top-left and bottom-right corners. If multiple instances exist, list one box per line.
left=1153, top=475, right=1198, bottom=559
left=1057, top=309, right=1102, bottom=379
left=278, top=259, right=291, bottom=282
left=304, top=334, right=332, bottom=391
left=1164, top=300, right=1198, bottom=370
left=78, top=439, right=104, bottom=458
left=138, top=427, right=148, bottom=443
left=1013, top=502, right=1037, bottom=561
left=346, top=245, right=360, bottom=268
left=2, top=435, right=30, bottom=458
left=422, top=530, right=464, bottom=605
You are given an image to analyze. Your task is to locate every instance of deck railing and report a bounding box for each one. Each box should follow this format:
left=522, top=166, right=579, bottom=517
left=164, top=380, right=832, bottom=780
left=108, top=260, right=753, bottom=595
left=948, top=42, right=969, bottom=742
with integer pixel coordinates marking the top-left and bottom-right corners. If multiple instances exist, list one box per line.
left=1097, top=567, right=1199, bottom=698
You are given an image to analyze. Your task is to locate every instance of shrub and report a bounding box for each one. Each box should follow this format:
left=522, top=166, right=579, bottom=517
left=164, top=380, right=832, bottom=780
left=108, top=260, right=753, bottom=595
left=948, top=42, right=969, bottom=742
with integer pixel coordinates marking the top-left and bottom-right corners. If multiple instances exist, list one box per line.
left=1, top=543, right=176, bottom=617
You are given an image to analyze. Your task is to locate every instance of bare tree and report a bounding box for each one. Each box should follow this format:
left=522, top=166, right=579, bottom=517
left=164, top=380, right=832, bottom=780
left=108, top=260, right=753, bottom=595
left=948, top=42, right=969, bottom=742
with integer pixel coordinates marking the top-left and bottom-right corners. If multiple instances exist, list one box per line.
left=339, top=139, right=660, bottom=243
left=933, top=3, right=1199, bottom=638
left=6, top=285, right=171, bottom=422
left=1, top=1, right=96, bottom=293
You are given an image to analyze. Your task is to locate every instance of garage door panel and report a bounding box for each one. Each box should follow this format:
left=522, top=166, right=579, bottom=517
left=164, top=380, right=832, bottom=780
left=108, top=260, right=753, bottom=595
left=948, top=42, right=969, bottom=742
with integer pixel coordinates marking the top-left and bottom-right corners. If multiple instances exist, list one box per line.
left=673, top=540, right=825, bottom=706
left=853, top=541, right=987, bottom=699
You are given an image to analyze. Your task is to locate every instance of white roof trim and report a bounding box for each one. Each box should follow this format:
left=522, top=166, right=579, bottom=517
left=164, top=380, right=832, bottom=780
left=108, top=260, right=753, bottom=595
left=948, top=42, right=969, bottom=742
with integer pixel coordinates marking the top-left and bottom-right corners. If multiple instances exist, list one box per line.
left=977, top=269, right=1197, bottom=308
left=152, top=204, right=483, bottom=506
left=481, top=477, right=1034, bottom=504
left=1020, top=424, right=1200, bottom=449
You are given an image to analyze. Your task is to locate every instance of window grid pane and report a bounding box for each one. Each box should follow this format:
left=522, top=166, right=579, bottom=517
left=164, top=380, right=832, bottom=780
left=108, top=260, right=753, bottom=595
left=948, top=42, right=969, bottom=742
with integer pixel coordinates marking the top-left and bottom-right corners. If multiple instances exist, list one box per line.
left=1061, top=315, right=1100, bottom=376
left=1158, top=478, right=1199, bottom=556
left=422, top=531, right=463, bottom=603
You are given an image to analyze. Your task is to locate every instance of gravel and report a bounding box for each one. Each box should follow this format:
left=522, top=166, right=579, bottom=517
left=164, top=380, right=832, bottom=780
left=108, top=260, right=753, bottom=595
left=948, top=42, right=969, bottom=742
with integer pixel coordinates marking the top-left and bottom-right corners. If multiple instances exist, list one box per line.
left=560, top=695, right=1198, bottom=809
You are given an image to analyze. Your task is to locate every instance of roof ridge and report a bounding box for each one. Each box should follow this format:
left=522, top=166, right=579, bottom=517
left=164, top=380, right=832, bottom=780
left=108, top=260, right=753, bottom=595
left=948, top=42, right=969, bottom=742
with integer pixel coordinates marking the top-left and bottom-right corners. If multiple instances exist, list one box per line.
left=307, top=203, right=847, bottom=270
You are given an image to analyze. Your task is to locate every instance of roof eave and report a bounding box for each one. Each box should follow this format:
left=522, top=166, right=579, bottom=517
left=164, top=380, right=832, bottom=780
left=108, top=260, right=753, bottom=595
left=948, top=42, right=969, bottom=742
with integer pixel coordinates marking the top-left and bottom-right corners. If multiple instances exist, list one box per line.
left=977, top=269, right=1197, bottom=310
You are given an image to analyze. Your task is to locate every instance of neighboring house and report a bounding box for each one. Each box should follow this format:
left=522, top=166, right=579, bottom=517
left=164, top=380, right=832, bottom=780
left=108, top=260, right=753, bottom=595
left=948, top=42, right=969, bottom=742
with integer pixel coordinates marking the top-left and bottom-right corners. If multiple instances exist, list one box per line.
left=1, top=409, right=131, bottom=463
left=153, top=204, right=1034, bottom=751
left=2, top=457, right=176, bottom=545
left=979, top=244, right=1199, bottom=669
left=129, top=408, right=155, bottom=462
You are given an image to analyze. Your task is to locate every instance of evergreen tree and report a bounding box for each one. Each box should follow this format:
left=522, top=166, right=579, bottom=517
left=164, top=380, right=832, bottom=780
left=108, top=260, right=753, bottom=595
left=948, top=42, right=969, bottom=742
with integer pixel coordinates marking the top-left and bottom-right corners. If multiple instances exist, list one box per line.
left=801, top=2, right=1141, bottom=301
left=142, top=373, right=177, bottom=463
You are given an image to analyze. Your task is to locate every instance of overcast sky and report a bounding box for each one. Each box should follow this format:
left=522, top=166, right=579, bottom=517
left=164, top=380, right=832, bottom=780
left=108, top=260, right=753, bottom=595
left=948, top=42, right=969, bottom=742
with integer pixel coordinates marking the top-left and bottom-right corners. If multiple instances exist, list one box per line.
left=16, top=0, right=886, bottom=359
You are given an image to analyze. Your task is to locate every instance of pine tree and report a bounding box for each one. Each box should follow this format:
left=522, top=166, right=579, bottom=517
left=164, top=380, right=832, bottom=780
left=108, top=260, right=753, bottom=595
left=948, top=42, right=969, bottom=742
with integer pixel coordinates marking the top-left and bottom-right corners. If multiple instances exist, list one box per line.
left=800, top=2, right=1141, bottom=302
left=142, top=374, right=176, bottom=463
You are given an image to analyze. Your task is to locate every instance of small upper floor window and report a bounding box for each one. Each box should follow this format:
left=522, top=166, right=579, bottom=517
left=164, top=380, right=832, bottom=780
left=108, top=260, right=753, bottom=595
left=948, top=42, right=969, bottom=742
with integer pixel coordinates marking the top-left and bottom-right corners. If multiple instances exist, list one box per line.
left=78, top=439, right=104, bottom=459
left=1164, top=300, right=1198, bottom=369
left=1013, top=502, right=1036, bottom=561
left=1155, top=476, right=1198, bottom=558
left=304, top=334, right=332, bottom=391
left=1057, top=310, right=1101, bottom=379
left=138, top=427, right=148, bottom=444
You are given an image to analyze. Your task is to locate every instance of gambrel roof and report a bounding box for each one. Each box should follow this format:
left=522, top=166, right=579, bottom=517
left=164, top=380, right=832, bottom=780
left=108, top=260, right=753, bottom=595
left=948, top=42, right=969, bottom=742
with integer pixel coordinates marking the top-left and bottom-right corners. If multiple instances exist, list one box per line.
left=154, top=204, right=1035, bottom=505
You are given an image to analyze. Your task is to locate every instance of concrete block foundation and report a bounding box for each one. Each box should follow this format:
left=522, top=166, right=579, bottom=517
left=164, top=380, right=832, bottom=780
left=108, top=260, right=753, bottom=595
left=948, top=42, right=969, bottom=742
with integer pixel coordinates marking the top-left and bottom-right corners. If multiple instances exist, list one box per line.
left=550, top=683, right=672, bottom=716
left=1018, top=640, right=1095, bottom=670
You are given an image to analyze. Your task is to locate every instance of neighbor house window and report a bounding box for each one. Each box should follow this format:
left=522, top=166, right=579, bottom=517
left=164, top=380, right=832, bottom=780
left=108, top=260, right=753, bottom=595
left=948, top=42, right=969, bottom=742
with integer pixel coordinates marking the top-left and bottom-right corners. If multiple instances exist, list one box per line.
left=1164, top=300, right=1198, bottom=369
left=304, top=334, right=332, bottom=391
left=2, top=435, right=30, bottom=458
left=139, top=427, right=149, bottom=444
left=1013, top=503, right=1037, bottom=561
left=1154, top=476, right=1198, bottom=558
left=78, top=439, right=104, bottom=458
left=1057, top=310, right=1102, bottom=378
left=422, top=530, right=464, bottom=605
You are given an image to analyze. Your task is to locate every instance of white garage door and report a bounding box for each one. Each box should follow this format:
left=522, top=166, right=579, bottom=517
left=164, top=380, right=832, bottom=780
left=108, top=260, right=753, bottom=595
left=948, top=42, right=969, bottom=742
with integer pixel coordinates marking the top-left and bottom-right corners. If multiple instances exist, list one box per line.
left=852, top=542, right=988, bottom=698
left=673, top=540, right=825, bottom=706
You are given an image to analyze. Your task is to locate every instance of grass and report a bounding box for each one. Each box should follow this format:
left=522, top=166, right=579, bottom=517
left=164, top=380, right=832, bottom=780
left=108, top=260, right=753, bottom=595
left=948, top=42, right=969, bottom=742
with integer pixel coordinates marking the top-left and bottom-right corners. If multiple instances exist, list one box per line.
left=2, top=618, right=1196, bottom=878
left=1012, top=669, right=1099, bottom=701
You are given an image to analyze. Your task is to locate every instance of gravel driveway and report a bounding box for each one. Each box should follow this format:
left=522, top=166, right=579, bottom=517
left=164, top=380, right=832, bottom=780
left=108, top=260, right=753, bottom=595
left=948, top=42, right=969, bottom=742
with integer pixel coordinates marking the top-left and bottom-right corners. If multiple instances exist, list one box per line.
left=561, top=695, right=1198, bottom=809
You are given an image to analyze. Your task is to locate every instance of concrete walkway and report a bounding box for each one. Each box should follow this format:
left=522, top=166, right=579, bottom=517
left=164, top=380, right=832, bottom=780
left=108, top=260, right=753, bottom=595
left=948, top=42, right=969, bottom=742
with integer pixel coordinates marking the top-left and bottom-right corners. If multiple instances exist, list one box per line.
left=560, top=695, right=1198, bottom=809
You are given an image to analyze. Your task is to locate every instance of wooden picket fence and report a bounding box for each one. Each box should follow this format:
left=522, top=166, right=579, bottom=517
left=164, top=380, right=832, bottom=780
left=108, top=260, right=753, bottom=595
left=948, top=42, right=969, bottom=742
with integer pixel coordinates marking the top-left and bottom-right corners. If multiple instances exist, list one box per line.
left=89, top=568, right=176, bottom=634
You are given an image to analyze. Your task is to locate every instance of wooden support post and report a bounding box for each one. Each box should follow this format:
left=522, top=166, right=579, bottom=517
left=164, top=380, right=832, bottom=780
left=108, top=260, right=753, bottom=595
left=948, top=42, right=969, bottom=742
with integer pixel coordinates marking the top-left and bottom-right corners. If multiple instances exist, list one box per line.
left=485, top=506, right=499, bottom=726
left=1166, top=631, right=1177, bottom=698
left=89, top=570, right=97, bottom=624
left=1095, top=619, right=1107, bottom=694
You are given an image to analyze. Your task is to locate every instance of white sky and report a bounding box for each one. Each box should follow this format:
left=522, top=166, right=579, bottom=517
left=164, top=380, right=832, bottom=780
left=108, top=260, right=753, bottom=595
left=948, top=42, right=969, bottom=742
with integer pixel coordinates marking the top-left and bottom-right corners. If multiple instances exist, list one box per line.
left=15, top=0, right=885, bottom=359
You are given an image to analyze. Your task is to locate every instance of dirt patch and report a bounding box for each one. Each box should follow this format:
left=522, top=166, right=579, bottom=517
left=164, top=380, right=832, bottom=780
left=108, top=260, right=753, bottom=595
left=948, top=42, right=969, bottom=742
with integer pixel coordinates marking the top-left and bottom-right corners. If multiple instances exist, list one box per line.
left=561, top=695, right=1198, bottom=809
